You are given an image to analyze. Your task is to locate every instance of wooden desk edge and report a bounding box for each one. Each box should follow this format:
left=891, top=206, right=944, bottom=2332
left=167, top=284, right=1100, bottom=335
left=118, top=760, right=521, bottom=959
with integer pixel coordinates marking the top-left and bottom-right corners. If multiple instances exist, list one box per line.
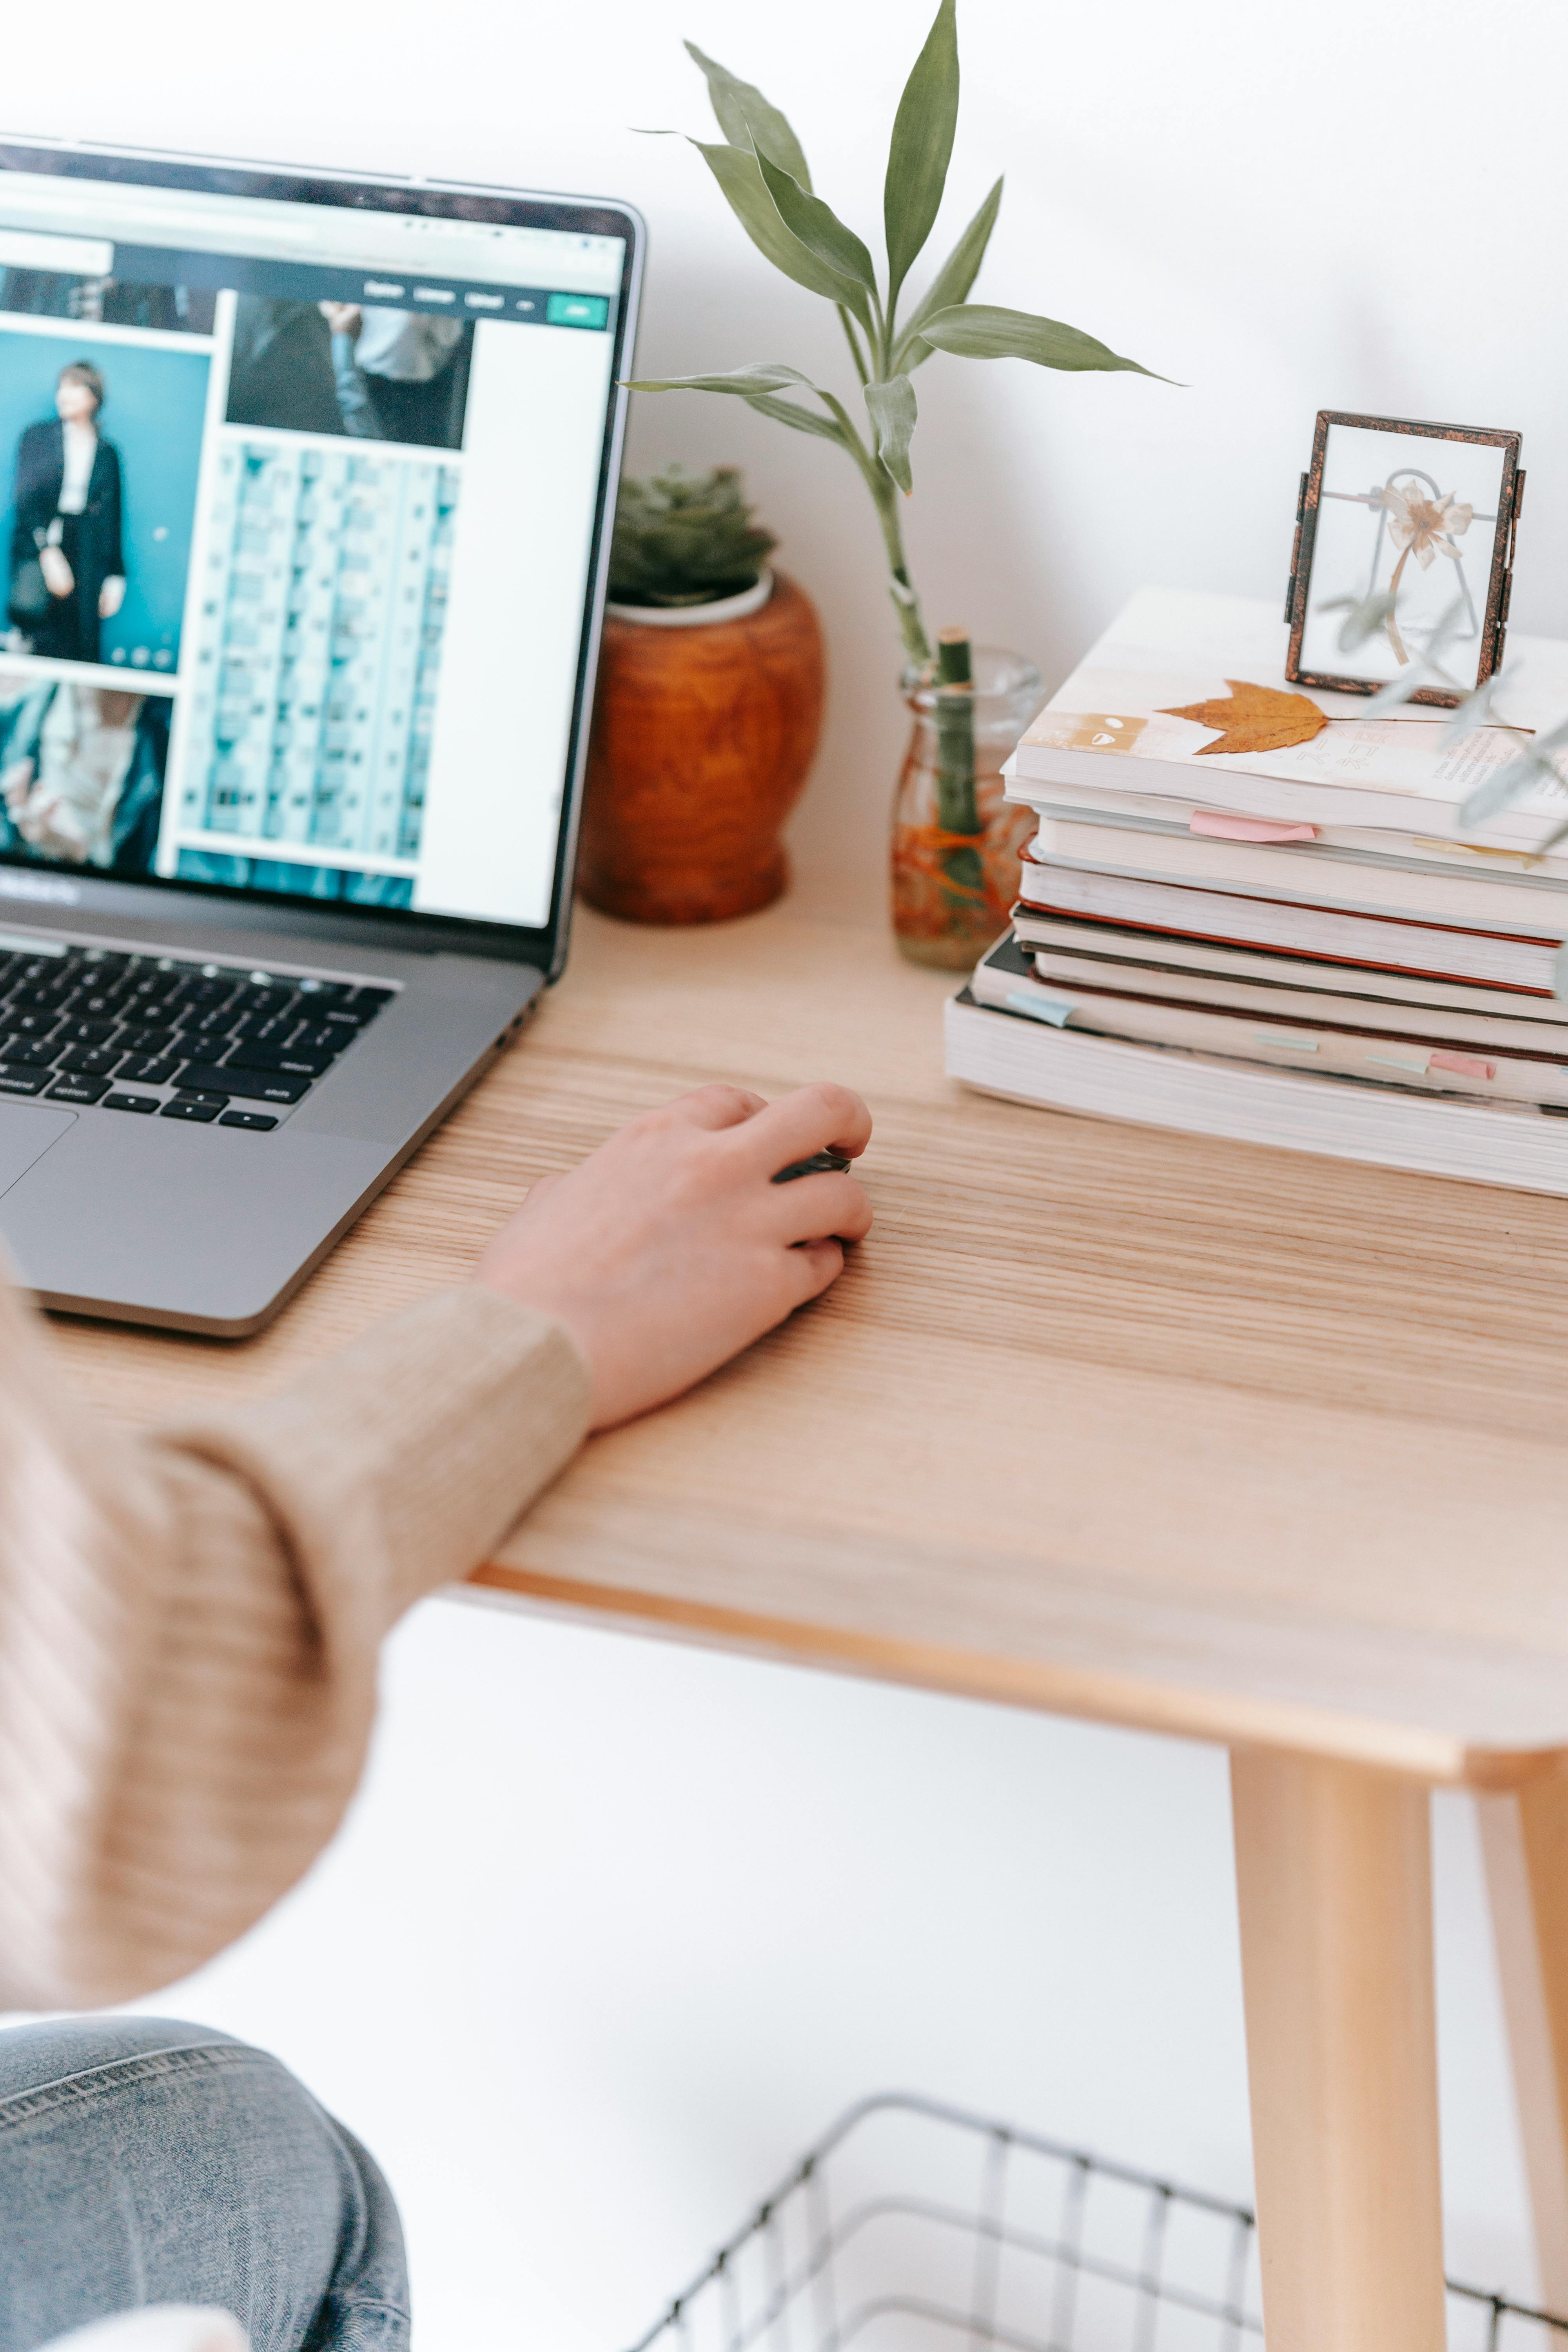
left=466, top=1561, right=1566, bottom=1792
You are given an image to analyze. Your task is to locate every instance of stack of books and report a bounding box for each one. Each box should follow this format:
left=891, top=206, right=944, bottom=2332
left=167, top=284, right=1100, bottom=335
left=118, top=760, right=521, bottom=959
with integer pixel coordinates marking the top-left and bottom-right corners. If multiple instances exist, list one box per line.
left=947, top=587, right=1568, bottom=1194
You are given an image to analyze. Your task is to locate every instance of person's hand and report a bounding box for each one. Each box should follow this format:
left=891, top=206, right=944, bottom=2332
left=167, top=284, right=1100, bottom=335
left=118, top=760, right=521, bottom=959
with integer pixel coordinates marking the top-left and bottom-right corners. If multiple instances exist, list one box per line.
left=474, top=1082, right=873, bottom=1430
left=98, top=575, right=125, bottom=621
left=0, top=756, right=33, bottom=813
left=38, top=546, right=73, bottom=600
left=318, top=301, right=363, bottom=339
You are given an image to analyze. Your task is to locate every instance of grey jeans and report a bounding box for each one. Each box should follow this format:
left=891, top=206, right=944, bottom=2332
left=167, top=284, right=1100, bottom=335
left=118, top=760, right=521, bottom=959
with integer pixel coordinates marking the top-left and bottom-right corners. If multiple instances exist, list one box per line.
left=0, top=2018, right=410, bottom=2352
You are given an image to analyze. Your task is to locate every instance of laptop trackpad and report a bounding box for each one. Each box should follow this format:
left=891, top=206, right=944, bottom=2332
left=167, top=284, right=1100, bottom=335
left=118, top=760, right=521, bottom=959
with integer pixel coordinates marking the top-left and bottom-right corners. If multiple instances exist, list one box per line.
left=0, top=1105, right=75, bottom=1197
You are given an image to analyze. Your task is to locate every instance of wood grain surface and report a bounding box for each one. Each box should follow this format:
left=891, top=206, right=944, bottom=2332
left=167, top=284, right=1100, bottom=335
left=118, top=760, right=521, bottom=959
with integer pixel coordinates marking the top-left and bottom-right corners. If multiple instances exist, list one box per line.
left=52, top=902, right=1568, bottom=1780
left=1232, top=1751, right=1446, bottom=2352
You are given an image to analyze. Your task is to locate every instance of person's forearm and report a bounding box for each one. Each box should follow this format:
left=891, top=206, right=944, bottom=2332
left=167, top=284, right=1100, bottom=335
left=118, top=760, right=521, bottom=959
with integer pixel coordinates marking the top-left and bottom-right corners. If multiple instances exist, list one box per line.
left=0, top=1278, right=589, bottom=2010
left=0, top=1076, right=872, bottom=2009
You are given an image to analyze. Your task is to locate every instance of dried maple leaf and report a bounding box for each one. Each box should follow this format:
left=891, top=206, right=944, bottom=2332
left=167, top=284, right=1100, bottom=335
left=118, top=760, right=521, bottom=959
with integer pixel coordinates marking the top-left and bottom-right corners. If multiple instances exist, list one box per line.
left=1158, top=679, right=1329, bottom=757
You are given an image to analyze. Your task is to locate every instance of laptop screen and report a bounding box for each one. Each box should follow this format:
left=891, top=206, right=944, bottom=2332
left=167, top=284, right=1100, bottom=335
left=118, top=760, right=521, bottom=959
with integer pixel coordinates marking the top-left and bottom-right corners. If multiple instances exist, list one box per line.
left=0, top=147, right=637, bottom=947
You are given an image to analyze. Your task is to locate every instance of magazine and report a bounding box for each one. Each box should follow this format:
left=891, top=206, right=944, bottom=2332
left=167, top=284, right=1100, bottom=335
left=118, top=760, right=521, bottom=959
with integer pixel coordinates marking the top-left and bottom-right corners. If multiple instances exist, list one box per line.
left=1009, top=587, right=1568, bottom=847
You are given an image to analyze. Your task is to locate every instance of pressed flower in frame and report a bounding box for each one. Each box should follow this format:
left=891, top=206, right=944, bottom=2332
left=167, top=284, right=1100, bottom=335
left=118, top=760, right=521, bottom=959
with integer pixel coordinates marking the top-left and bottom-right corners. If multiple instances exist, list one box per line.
left=1289, top=413, right=1521, bottom=702
left=1377, top=480, right=1475, bottom=662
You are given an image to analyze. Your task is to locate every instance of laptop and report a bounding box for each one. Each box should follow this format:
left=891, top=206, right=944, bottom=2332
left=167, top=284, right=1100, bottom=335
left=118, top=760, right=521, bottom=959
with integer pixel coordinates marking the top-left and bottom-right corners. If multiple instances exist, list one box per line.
left=0, top=138, right=642, bottom=1332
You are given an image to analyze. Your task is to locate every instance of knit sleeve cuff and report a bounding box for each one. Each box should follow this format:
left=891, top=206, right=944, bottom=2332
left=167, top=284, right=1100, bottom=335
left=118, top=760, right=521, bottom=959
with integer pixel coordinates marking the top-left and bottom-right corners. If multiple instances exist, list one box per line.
left=160, top=1284, right=592, bottom=1626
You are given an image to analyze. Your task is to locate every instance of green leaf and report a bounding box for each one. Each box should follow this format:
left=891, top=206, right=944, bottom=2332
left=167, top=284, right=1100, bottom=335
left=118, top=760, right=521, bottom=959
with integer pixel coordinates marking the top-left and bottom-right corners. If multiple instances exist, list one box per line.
left=884, top=0, right=960, bottom=315
left=894, top=175, right=1003, bottom=370
left=624, top=362, right=847, bottom=444
left=684, top=42, right=813, bottom=188
left=865, top=375, right=917, bottom=492
left=625, top=361, right=819, bottom=396
left=1459, top=717, right=1568, bottom=829
left=754, top=144, right=878, bottom=301
left=743, top=392, right=845, bottom=442
left=919, top=302, right=1171, bottom=378
left=689, top=138, right=869, bottom=316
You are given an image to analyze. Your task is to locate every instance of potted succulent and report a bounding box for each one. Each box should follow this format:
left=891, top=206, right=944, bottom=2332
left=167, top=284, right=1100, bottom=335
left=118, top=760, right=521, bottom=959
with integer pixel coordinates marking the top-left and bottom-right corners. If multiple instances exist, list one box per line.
left=606, top=462, right=777, bottom=620
left=578, top=463, right=825, bottom=924
left=630, top=2, right=1169, bottom=964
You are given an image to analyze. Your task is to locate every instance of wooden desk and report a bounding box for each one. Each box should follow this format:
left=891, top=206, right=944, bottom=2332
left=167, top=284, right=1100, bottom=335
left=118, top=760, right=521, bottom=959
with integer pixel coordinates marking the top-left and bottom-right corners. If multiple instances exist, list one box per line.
left=58, top=902, right=1568, bottom=2352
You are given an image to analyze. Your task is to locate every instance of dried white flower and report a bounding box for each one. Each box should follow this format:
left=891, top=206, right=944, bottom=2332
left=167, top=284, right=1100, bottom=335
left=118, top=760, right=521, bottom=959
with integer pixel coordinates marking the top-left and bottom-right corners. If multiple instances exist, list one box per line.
left=1381, top=484, right=1474, bottom=570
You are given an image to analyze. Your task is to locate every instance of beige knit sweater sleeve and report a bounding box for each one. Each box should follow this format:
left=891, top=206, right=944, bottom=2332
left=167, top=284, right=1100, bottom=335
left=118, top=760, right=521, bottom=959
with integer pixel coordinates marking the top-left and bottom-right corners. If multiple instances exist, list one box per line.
left=0, top=1274, right=591, bottom=2012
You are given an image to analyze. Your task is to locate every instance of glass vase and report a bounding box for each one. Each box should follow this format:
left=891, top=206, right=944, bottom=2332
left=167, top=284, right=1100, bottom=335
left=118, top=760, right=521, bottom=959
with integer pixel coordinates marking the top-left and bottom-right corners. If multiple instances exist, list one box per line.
left=890, top=646, right=1045, bottom=969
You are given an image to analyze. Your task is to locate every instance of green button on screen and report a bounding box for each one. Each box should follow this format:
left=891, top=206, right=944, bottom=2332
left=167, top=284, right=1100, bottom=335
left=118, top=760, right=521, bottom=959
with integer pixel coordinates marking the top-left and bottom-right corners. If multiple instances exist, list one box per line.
left=546, top=293, right=609, bottom=328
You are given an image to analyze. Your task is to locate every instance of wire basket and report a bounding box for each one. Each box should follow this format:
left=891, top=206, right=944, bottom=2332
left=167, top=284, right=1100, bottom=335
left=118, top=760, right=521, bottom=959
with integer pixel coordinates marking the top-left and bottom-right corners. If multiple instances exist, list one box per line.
left=627, top=2091, right=1568, bottom=2352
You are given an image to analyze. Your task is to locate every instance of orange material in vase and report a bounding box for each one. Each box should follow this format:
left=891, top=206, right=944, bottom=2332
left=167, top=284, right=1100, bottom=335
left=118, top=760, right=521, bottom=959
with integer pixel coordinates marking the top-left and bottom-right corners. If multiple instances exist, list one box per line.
left=890, top=647, right=1045, bottom=969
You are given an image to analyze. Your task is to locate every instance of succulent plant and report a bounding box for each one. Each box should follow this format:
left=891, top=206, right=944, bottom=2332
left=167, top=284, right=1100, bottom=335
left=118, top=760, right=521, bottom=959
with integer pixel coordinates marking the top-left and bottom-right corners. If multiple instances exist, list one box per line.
left=608, top=463, right=778, bottom=608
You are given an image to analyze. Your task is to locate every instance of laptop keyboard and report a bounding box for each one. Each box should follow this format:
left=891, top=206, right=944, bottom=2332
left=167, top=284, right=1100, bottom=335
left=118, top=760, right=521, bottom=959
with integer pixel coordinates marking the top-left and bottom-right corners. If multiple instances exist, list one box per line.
left=0, top=941, right=395, bottom=1132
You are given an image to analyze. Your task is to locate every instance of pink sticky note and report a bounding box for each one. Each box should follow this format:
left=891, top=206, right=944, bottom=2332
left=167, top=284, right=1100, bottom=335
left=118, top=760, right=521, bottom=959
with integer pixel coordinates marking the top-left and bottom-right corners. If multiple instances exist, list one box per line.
left=1189, top=811, right=1319, bottom=844
left=1428, top=1051, right=1496, bottom=1081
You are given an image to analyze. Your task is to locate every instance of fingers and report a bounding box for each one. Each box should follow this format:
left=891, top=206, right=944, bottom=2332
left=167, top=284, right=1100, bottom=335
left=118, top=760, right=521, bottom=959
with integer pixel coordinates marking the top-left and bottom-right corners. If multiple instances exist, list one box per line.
left=673, top=1082, right=769, bottom=1132
left=782, top=1236, right=846, bottom=1306
left=735, top=1082, right=873, bottom=1172
left=770, top=1171, right=873, bottom=1247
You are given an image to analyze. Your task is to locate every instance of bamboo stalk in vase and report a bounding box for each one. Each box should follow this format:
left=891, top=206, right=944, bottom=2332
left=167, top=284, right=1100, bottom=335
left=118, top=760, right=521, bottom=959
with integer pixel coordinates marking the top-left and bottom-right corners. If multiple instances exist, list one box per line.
left=935, top=626, right=985, bottom=906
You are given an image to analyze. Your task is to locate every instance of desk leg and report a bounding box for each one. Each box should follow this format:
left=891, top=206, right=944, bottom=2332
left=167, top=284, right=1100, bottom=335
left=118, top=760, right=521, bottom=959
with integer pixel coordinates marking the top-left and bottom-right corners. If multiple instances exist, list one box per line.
left=1230, top=1749, right=1446, bottom=2352
left=1477, top=1768, right=1568, bottom=2316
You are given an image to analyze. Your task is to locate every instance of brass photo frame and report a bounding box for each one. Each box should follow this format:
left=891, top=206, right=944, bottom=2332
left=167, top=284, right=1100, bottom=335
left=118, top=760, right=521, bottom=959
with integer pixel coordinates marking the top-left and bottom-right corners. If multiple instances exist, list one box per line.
left=1285, top=411, right=1523, bottom=708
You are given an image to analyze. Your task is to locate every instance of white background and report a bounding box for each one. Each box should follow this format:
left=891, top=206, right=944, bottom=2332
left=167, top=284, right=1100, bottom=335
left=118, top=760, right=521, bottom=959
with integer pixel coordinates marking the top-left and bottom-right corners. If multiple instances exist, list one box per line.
left=4, top=0, right=1564, bottom=2341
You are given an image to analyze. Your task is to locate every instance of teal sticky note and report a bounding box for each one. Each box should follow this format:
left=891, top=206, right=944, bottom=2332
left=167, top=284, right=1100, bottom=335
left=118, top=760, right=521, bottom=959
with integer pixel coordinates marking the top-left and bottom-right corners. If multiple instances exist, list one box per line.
left=1007, top=991, right=1076, bottom=1027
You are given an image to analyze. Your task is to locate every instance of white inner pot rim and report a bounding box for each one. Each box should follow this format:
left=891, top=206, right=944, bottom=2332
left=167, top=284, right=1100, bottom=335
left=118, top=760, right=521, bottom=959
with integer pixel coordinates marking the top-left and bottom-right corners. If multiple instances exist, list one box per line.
left=605, top=567, right=774, bottom=628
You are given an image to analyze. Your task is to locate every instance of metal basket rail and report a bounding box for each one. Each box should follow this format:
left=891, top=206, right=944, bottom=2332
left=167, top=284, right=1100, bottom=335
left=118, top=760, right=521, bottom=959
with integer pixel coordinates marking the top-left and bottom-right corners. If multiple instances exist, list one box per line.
left=626, top=2091, right=1568, bottom=2352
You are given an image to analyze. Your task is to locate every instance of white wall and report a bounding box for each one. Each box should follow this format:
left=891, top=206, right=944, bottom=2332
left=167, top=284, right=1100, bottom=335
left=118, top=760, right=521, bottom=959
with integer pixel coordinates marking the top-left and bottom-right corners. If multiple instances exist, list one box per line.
left=5, top=0, right=1559, bottom=2339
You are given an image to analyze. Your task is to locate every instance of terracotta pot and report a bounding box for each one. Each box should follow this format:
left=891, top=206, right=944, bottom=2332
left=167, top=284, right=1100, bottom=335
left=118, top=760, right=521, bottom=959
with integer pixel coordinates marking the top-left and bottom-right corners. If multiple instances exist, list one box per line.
left=577, top=569, right=826, bottom=924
